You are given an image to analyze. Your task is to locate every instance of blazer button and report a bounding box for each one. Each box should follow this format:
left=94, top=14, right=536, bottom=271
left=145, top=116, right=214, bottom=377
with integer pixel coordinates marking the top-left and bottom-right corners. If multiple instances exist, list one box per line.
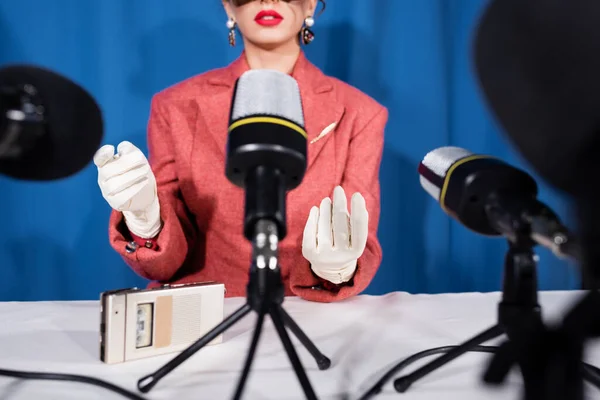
left=125, top=241, right=138, bottom=254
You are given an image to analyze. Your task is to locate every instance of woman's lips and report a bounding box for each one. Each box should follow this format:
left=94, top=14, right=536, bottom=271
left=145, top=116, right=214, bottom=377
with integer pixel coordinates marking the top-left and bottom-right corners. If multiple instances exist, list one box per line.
left=255, top=10, right=284, bottom=26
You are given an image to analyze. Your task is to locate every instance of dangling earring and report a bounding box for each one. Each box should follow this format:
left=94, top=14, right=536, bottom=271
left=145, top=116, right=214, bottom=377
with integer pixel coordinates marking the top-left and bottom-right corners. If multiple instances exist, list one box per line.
left=227, top=18, right=236, bottom=47
left=301, top=16, right=315, bottom=45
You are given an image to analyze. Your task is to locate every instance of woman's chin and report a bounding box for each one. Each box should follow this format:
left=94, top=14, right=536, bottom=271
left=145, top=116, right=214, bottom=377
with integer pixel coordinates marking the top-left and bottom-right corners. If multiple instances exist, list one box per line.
left=246, top=34, right=298, bottom=49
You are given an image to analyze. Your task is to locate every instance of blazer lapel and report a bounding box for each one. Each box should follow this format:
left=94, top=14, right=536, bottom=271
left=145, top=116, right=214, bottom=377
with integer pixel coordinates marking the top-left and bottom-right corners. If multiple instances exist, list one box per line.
left=292, top=54, right=345, bottom=171
left=202, top=55, right=250, bottom=159
left=201, top=51, right=345, bottom=172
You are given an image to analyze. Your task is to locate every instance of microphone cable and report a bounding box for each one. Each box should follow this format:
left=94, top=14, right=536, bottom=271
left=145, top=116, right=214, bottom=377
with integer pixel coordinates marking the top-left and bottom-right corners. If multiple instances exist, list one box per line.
left=354, top=345, right=600, bottom=400
left=354, top=345, right=497, bottom=400
left=0, top=367, right=147, bottom=399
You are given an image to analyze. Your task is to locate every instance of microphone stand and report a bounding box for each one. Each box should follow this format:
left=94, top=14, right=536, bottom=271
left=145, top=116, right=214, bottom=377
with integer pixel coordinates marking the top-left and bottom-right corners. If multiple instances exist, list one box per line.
left=481, top=288, right=600, bottom=400
left=357, top=230, right=600, bottom=400
left=135, top=221, right=331, bottom=400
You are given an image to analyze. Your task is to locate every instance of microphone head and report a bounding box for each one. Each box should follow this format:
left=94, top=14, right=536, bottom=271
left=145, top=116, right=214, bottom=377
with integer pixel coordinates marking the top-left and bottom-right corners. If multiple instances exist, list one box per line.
left=226, top=69, right=307, bottom=191
left=418, top=146, right=538, bottom=236
left=473, top=0, right=600, bottom=196
left=0, top=65, right=103, bottom=181
left=230, top=69, right=305, bottom=128
left=418, top=146, right=474, bottom=201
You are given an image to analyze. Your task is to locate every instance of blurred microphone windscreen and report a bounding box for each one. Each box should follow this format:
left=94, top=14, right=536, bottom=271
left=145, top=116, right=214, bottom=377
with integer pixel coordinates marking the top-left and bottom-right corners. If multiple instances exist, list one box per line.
left=0, top=65, right=103, bottom=181
left=473, top=0, right=600, bottom=196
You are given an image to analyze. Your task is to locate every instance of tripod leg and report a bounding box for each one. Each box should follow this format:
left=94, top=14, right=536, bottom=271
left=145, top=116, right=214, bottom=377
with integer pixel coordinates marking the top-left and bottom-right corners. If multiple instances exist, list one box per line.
left=137, top=303, right=252, bottom=393
left=582, top=363, right=600, bottom=390
left=393, top=324, right=504, bottom=393
left=232, top=309, right=267, bottom=400
left=270, top=304, right=319, bottom=400
left=482, top=340, right=515, bottom=384
left=279, top=307, right=331, bottom=370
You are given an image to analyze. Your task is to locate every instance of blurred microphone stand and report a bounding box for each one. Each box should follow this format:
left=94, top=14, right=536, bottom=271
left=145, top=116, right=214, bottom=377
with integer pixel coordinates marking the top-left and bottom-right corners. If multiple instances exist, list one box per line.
left=357, top=205, right=600, bottom=400
left=480, top=196, right=600, bottom=399
left=482, top=289, right=600, bottom=400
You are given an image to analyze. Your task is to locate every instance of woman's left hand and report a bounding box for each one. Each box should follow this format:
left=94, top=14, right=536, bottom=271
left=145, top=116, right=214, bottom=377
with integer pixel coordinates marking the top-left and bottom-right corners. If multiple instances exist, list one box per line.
left=302, top=186, right=369, bottom=284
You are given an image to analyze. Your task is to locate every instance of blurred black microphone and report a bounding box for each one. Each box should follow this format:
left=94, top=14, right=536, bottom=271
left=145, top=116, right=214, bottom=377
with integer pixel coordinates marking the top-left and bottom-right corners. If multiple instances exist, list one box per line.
left=418, top=146, right=580, bottom=260
left=472, top=0, right=600, bottom=286
left=225, top=69, right=307, bottom=241
left=0, top=65, right=103, bottom=181
left=473, top=0, right=600, bottom=198
left=471, top=2, right=600, bottom=399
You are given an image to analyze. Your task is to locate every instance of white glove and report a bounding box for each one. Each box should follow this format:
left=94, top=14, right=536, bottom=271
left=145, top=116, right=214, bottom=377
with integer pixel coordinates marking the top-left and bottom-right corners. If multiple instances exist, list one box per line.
left=94, top=141, right=162, bottom=239
left=302, top=186, right=369, bottom=284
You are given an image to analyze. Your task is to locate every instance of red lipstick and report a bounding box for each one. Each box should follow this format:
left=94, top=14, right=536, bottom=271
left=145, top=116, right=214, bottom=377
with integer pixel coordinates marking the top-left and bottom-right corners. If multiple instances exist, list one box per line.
left=254, top=10, right=284, bottom=27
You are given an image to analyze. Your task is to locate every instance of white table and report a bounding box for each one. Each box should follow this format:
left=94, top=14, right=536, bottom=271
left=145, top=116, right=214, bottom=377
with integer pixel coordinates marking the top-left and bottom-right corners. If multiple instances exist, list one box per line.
left=1, top=291, right=599, bottom=399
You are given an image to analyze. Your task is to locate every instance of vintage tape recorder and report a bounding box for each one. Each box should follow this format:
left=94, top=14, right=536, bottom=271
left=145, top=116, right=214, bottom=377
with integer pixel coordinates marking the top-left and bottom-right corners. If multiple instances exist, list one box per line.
left=100, top=281, right=225, bottom=364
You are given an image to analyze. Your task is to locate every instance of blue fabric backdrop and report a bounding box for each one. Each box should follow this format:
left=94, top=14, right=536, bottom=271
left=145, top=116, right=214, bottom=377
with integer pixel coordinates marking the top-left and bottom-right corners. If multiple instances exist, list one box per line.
left=0, top=0, right=579, bottom=301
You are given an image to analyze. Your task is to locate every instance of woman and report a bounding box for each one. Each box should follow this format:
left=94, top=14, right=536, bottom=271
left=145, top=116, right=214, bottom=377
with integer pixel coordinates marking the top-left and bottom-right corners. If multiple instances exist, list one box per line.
left=94, top=0, right=388, bottom=303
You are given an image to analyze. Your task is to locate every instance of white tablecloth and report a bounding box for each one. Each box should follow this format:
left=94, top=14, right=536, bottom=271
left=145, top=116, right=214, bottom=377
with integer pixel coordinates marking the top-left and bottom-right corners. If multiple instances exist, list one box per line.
left=1, top=291, right=599, bottom=399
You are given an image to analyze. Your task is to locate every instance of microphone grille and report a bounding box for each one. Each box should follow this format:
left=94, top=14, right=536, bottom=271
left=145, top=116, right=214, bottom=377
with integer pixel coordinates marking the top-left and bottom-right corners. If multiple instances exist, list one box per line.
left=419, top=176, right=442, bottom=201
left=230, top=69, right=305, bottom=127
left=419, top=146, right=474, bottom=201
left=422, top=146, right=473, bottom=178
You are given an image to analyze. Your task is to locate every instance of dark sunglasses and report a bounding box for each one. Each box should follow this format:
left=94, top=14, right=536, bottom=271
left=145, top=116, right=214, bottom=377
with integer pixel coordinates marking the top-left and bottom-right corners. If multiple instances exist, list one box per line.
left=230, top=0, right=302, bottom=6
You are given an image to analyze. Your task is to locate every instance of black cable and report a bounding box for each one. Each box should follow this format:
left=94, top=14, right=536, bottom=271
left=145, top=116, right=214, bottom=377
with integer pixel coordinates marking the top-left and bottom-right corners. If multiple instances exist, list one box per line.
left=0, top=368, right=148, bottom=400
left=356, top=345, right=600, bottom=400
left=356, top=345, right=498, bottom=400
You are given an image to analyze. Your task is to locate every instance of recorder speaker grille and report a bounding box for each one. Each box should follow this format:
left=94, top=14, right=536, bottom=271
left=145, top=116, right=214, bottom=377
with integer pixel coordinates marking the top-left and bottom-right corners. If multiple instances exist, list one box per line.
left=171, top=293, right=203, bottom=346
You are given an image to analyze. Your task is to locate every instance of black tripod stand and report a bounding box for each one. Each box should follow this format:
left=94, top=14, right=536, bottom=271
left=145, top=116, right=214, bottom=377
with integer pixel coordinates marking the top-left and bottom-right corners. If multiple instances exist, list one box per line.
left=358, top=235, right=600, bottom=400
left=136, top=220, right=331, bottom=399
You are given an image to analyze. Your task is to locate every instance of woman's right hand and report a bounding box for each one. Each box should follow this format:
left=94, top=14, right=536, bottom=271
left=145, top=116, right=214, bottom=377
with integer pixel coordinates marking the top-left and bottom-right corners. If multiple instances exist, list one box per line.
left=94, top=141, right=162, bottom=239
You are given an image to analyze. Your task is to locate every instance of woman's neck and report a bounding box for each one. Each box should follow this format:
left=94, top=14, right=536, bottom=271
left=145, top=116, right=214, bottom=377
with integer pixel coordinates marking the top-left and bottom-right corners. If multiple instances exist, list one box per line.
left=242, top=39, right=301, bottom=74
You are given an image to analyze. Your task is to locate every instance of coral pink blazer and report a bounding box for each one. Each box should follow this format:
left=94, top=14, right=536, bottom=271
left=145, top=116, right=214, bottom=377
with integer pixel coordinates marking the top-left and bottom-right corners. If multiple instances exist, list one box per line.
left=108, top=51, right=388, bottom=303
